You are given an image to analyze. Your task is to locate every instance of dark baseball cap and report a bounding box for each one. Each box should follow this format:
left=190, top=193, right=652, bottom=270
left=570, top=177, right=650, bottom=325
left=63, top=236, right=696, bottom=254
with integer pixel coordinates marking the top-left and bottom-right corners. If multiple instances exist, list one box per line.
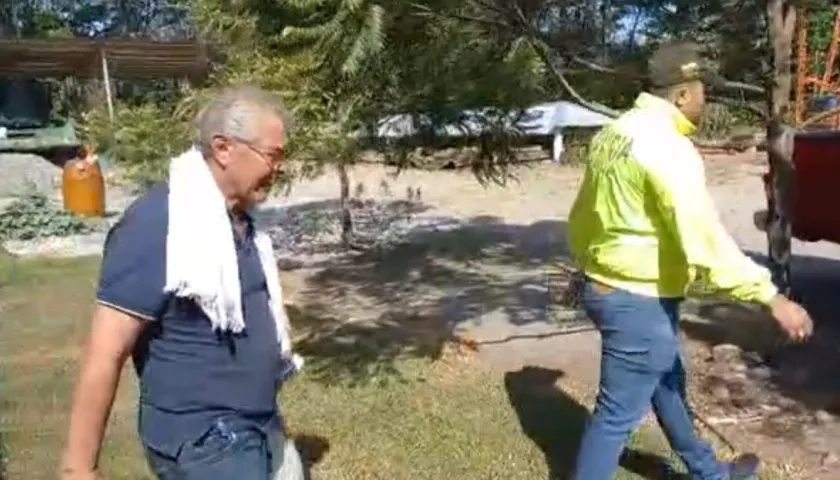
left=647, top=41, right=725, bottom=88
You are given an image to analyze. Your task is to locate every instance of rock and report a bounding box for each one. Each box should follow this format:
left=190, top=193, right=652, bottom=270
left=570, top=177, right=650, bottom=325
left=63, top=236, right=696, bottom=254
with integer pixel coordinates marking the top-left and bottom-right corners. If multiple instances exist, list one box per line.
left=748, top=365, right=773, bottom=381
left=277, top=257, right=304, bottom=270
left=0, top=196, right=16, bottom=211
left=731, top=362, right=748, bottom=373
left=0, top=153, right=60, bottom=197
left=814, top=410, right=836, bottom=424
left=742, top=351, right=764, bottom=367
left=710, top=384, right=731, bottom=403
left=820, top=451, right=839, bottom=467
left=723, top=372, right=749, bottom=384
left=777, top=396, right=799, bottom=410
left=712, top=343, right=742, bottom=364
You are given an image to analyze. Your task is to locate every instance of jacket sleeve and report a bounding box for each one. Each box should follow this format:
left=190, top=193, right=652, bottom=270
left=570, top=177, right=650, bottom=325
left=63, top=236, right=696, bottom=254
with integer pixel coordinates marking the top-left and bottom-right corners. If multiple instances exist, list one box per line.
left=640, top=138, right=778, bottom=304
left=567, top=172, right=590, bottom=267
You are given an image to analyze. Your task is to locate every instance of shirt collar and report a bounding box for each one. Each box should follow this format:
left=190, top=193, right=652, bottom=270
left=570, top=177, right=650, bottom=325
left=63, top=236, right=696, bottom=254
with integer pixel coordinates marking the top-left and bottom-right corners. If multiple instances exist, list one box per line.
left=634, top=92, right=696, bottom=136
left=227, top=209, right=255, bottom=240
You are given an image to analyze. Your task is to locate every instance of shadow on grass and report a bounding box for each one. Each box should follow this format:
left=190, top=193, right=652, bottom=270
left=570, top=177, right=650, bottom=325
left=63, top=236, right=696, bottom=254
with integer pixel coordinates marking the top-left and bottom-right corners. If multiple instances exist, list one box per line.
left=291, top=433, right=330, bottom=473
left=680, top=251, right=840, bottom=416
left=290, top=304, right=447, bottom=385
left=281, top=206, right=576, bottom=385
left=0, top=430, right=6, bottom=480
left=504, top=366, right=684, bottom=480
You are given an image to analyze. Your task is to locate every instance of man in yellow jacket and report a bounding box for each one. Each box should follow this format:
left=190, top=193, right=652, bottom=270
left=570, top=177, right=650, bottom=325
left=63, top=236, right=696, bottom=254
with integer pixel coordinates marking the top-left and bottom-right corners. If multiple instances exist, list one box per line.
left=567, top=41, right=813, bottom=480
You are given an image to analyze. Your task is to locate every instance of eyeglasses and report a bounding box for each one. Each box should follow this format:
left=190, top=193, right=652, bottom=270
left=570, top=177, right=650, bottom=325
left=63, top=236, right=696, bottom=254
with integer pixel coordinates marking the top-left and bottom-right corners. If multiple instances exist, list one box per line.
left=232, top=137, right=285, bottom=171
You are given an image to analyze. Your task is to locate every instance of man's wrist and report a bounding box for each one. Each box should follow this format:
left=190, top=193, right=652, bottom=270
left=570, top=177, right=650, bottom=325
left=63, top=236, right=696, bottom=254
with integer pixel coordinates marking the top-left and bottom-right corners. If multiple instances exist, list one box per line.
left=59, top=457, right=97, bottom=475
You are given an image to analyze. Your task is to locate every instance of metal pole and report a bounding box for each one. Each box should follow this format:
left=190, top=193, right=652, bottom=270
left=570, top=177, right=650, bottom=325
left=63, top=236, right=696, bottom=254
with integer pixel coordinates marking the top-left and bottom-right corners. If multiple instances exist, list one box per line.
left=100, top=49, right=114, bottom=123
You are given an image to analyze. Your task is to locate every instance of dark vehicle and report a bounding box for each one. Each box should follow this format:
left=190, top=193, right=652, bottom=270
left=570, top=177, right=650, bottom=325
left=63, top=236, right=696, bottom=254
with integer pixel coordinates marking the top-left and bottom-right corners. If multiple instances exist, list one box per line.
left=0, top=79, right=83, bottom=163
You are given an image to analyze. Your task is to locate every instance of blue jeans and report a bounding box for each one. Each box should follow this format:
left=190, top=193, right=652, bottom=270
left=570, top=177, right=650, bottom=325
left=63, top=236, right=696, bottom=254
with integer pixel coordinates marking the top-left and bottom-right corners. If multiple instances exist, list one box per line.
left=144, top=415, right=283, bottom=480
left=573, top=280, right=726, bottom=480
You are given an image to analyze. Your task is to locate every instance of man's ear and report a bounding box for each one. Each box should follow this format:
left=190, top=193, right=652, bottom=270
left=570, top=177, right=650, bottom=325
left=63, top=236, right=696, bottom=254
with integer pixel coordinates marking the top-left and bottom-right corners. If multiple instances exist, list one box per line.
left=210, top=135, right=232, bottom=167
left=674, top=86, right=691, bottom=109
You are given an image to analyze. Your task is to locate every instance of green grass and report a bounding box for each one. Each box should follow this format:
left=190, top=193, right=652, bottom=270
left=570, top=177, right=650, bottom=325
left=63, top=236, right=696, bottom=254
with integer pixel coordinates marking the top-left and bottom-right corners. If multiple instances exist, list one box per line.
left=0, top=253, right=708, bottom=480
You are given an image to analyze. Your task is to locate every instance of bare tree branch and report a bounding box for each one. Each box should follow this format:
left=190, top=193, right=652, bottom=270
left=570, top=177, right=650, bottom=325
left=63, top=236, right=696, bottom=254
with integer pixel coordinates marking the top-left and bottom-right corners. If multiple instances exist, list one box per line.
left=568, top=57, right=765, bottom=94
left=509, top=3, right=620, bottom=117
left=569, top=55, right=619, bottom=74
left=534, top=43, right=621, bottom=117
left=708, top=95, right=767, bottom=118
left=408, top=2, right=513, bottom=30
left=800, top=105, right=840, bottom=128
left=721, top=80, right=765, bottom=94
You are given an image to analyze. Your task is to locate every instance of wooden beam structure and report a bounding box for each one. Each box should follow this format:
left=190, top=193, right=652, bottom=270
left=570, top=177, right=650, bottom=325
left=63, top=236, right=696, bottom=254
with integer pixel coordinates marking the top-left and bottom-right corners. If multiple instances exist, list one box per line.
left=0, top=38, right=213, bottom=79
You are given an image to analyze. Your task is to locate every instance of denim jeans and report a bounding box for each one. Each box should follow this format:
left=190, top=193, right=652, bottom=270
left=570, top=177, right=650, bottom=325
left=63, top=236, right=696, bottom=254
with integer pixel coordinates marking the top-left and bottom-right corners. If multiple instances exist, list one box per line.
left=144, top=415, right=290, bottom=480
left=572, top=280, right=726, bottom=480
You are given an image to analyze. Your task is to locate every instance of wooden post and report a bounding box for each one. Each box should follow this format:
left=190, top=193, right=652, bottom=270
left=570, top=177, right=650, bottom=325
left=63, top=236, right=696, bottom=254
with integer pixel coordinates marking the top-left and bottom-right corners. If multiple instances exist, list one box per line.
left=100, top=49, right=114, bottom=123
left=795, top=14, right=808, bottom=124
left=766, top=0, right=797, bottom=296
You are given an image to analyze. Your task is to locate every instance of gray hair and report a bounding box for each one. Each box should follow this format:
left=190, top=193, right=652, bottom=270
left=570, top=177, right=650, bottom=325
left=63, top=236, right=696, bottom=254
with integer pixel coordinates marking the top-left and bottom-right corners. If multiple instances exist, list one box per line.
left=195, top=84, right=293, bottom=149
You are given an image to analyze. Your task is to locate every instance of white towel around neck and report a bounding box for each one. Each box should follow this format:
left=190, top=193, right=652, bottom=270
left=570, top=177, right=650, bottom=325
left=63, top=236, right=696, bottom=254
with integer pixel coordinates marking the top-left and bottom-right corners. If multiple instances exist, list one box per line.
left=163, top=147, right=293, bottom=355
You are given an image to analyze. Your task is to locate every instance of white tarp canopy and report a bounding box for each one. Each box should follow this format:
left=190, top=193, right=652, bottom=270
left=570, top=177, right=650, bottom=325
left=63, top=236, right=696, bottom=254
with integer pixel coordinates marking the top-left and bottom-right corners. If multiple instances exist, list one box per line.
left=516, top=101, right=614, bottom=134
left=371, top=100, right=613, bottom=139
left=369, top=100, right=614, bottom=162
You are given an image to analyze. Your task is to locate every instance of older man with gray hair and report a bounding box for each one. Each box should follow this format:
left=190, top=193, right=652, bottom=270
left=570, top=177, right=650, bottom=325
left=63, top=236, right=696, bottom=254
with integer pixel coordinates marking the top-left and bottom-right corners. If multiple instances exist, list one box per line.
left=60, top=85, right=304, bottom=480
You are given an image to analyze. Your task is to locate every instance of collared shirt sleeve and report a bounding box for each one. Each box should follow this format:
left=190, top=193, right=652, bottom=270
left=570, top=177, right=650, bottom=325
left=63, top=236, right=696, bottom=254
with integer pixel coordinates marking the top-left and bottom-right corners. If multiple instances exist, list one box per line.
left=637, top=136, right=778, bottom=305
left=96, top=200, right=168, bottom=321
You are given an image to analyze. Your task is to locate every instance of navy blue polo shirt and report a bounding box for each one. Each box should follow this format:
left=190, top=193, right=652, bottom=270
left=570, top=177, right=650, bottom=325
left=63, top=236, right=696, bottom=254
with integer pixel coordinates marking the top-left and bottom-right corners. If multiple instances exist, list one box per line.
left=96, top=184, right=281, bottom=457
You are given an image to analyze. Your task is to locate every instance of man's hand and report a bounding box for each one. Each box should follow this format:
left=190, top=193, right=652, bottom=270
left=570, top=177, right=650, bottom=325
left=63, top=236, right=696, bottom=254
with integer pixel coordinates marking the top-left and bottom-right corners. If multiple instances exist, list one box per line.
left=768, top=295, right=814, bottom=342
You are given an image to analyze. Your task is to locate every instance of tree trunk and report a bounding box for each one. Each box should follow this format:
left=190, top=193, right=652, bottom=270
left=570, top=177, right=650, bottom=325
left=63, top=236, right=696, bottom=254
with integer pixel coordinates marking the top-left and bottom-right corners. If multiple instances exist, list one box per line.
left=765, top=0, right=797, bottom=296
left=337, top=161, right=353, bottom=248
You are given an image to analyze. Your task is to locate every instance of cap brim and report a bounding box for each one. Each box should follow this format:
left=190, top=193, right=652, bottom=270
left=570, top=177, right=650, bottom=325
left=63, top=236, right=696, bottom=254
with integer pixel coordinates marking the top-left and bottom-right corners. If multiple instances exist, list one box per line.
left=700, top=71, right=727, bottom=88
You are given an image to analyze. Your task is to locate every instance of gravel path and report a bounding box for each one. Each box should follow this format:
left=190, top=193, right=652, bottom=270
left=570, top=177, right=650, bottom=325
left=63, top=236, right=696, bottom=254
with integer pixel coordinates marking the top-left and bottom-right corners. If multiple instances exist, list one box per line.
left=11, top=151, right=829, bottom=263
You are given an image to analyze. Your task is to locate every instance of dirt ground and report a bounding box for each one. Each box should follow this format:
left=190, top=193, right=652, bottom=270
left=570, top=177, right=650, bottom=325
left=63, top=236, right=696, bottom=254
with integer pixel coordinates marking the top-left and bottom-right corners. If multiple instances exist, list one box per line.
left=276, top=151, right=840, bottom=478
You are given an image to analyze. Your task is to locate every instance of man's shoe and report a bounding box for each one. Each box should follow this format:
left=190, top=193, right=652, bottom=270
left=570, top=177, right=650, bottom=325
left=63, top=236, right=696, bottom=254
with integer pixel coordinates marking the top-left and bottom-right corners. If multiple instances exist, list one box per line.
left=726, top=453, right=759, bottom=479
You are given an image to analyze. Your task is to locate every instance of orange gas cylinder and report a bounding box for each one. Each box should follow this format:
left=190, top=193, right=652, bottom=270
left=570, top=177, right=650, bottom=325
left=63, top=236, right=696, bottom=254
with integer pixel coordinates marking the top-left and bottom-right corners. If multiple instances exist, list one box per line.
left=62, top=149, right=105, bottom=217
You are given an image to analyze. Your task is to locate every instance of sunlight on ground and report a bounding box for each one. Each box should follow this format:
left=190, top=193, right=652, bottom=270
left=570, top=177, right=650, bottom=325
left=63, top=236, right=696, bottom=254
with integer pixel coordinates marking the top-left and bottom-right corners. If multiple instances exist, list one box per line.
left=1, top=253, right=789, bottom=479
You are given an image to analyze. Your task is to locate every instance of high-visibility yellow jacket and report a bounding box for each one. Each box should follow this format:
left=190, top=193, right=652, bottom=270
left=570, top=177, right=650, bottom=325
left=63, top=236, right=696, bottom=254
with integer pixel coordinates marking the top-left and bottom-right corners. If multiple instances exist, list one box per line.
left=567, top=93, right=777, bottom=304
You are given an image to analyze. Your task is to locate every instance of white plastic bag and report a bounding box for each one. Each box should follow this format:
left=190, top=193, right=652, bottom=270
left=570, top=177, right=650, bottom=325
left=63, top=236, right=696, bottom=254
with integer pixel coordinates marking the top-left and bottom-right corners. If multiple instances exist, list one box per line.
left=272, top=437, right=306, bottom=480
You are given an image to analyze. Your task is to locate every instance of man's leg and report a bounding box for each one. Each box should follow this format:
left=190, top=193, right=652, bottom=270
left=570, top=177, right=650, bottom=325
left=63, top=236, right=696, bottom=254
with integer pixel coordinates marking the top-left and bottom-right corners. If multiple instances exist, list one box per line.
left=652, top=354, right=725, bottom=479
left=653, top=301, right=758, bottom=480
left=572, top=283, right=683, bottom=480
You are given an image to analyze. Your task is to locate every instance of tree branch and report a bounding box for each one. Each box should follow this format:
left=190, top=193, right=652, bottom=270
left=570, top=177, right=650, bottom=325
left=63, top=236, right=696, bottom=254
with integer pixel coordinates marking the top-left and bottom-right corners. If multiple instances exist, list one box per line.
left=720, top=80, right=765, bottom=95
left=510, top=3, right=619, bottom=118
left=538, top=45, right=620, bottom=117
left=410, top=1, right=764, bottom=116
left=708, top=95, right=767, bottom=119
left=414, top=3, right=767, bottom=96
left=408, top=2, right=513, bottom=30
left=568, top=57, right=765, bottom=94
left=800, top=104, right=840, bottom=128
